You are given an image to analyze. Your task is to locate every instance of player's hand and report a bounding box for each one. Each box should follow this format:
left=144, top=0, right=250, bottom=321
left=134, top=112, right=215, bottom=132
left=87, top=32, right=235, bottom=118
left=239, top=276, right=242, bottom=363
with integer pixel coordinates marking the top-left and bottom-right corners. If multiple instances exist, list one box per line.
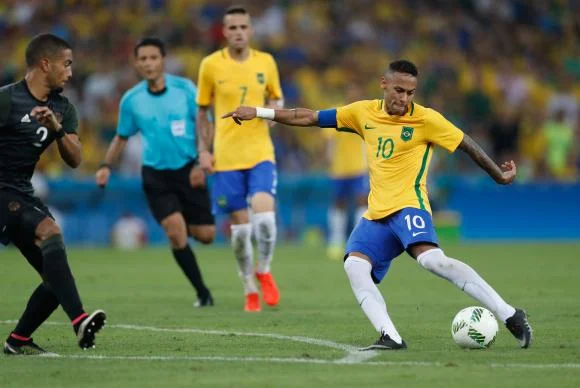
left=30, top=106, right=62, bottom=132
left=498, top=160, right=516, bottom=185
left=199, top=150, right=215, bottom=174
left=189, top=165, right=206, bottom=188
left=222, top=106, right=256, bottom=125
left=95, top=166, right=111, bottom=188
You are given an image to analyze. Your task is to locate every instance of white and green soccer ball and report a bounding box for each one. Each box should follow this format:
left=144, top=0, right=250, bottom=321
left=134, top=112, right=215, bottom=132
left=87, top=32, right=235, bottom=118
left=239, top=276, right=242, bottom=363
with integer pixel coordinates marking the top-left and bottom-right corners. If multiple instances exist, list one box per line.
left=451, top=306, right=498, bottom=349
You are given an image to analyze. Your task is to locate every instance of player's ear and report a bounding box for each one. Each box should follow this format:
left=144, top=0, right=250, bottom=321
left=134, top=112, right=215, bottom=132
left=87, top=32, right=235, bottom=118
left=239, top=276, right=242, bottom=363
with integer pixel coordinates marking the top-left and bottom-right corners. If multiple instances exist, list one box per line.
left=380, top=75, right=388, bottom=90
left=39, top=58, right=51, bottom=73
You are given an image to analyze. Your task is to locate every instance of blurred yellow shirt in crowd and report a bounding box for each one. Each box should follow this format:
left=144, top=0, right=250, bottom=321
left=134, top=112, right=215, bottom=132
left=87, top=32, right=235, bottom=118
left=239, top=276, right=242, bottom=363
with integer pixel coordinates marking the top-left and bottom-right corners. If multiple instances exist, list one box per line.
left=328, top=130, right=367, bottom=178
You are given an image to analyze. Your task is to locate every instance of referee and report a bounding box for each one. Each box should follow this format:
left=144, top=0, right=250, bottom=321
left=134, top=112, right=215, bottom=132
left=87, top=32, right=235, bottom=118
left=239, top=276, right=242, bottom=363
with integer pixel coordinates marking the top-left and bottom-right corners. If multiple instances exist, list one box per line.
left=96, top=38, right=214, bottom=307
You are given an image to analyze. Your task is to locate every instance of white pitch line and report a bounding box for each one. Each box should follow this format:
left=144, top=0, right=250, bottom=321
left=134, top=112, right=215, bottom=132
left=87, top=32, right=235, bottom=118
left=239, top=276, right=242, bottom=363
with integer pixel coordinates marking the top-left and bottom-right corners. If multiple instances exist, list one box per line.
left=2, top=320, right=580, bottom=369
left=34, top=354, right=580, bottom=369
left=0, top=320, right=377, bottom=364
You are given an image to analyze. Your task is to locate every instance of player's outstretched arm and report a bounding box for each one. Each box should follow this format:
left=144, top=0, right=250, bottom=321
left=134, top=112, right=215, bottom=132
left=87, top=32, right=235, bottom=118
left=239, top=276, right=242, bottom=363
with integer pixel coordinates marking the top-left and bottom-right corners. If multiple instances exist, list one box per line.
left=196, top=105, right=215, bottom=174
left=458, top=133, right=516, bottom=185
left=222, top=106, right=319, bottom=127
left=95, top=135, right=128, bottom=188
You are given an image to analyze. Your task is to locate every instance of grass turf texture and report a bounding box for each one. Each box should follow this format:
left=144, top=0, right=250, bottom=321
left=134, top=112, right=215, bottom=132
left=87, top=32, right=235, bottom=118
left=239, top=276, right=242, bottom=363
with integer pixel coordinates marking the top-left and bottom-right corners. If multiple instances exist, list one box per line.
left=1, top=243, right=579, bottom=387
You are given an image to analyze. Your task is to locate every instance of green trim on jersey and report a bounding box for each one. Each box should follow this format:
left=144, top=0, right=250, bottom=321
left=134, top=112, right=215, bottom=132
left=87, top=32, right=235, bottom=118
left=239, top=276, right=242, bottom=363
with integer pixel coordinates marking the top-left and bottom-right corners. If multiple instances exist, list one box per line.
left=414, top=144, right=431, bottom=210
left=0, top=87, right=12, bottom=127
left=409, top=102, right=415, bottom=116
left=379, top=99, right=383, bottom=110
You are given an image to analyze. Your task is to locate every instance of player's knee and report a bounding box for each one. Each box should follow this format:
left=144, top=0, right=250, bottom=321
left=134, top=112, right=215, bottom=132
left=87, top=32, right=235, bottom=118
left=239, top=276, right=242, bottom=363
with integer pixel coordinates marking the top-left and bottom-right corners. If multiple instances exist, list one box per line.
left=35, top=218, right=61, bottom=242
left=417, top=248, right=452, bottom=272
left=166, top=229, right=187, bottom=249
left=39, top=233, right=65, bottom=255
left=194, top=227, right=215, bottom=245
left=343, top=255, right=372, bottom=279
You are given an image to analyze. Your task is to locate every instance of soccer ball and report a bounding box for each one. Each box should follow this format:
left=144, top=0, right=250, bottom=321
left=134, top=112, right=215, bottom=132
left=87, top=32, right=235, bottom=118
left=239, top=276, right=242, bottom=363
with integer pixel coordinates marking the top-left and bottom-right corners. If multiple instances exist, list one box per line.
left=451, top=306, right=498, bottom=349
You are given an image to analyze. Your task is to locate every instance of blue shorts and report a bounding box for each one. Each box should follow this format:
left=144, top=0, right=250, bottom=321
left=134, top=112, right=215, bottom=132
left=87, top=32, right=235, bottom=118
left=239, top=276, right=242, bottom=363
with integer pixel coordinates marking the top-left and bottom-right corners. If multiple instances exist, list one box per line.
left=211, top=161, right=277, bottom=215
left=345, top=207, right=439, bottom=283
left=332, top=175, right=368, bottom=202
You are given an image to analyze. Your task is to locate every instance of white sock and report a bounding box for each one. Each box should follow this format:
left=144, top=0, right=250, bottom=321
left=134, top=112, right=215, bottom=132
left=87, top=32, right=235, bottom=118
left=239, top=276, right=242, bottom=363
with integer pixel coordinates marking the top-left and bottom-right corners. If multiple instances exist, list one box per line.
left=417, top=248, right=516, bottom=321
left=344, top=256, right=403, bottom=343
left=354, top=206, right=367, bottom=222
left=252, top=211, right=277, bottom=274
left=231, top=223, right=258, bottom=294
left=328, top=207, right=347, bottom=246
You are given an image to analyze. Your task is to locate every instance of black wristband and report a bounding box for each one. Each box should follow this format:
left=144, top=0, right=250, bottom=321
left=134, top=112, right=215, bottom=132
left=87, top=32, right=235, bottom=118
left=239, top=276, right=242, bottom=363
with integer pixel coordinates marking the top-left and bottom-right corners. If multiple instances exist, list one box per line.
left=55, top=129, right=66, bottom=139
left=99, top=162, right=111, bottom=169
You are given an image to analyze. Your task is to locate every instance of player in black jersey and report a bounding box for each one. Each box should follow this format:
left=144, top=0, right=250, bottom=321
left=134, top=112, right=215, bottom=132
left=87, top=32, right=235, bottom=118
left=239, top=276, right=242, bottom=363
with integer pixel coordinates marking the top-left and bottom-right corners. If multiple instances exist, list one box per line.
left=0, top=33, right=106, bottom=356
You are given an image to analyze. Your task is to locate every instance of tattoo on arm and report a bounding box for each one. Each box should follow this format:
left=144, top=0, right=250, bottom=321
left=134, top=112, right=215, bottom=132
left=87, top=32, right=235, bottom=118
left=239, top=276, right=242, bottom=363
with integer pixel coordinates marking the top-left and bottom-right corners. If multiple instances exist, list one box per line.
left=458, top=134, right=503, bottom=182
left=293, top=109, right=297, bottom=118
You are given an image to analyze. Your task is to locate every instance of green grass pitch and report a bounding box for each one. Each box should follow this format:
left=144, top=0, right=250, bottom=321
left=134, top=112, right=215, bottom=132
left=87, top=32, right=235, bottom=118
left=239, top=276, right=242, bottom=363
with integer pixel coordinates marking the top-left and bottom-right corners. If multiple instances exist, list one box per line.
left=1, top=243, right=579, bottom=387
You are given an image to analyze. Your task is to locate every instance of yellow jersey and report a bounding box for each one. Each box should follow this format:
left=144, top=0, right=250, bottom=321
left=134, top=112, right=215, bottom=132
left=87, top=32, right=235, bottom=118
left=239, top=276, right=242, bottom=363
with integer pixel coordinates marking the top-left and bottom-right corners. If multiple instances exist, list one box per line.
left=322, top=100, right=464, bottom=220
left=328, top=130, right=367, bottom=178
left=196, top=48, right=283, bottom=171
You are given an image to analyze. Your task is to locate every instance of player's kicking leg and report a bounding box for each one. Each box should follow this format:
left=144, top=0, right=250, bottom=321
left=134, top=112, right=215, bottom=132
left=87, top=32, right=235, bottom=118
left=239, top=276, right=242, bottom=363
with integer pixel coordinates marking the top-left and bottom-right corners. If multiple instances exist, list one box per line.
left=411, top=246, right=532, bottom=348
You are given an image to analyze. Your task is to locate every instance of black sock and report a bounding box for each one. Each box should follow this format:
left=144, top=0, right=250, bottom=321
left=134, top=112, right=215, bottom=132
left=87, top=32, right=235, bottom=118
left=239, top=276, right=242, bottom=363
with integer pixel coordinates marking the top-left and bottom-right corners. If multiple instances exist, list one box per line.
left=40, top=235, right=85, bottom=321
left=172, top=245, right=209, bottom=298
left=10, top=283, right=59, bottom=341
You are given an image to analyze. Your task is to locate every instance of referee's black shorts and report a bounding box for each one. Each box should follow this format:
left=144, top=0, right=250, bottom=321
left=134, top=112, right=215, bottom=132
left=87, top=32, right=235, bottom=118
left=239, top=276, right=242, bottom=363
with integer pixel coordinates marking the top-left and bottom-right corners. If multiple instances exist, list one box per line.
left=141, top=162, right=214, bottom=226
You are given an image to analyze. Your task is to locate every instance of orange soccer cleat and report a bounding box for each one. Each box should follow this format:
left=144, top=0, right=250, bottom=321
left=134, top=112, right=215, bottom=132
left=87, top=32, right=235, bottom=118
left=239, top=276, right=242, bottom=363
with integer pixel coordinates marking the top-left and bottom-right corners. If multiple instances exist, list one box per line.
left=255, top=272, right=280, bottom=307
left=244, top=292, right=261, bottom=312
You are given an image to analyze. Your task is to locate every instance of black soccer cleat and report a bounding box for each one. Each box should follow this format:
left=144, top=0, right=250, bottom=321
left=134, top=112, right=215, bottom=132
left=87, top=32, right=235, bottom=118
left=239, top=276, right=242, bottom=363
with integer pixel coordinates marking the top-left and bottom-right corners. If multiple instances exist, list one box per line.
left=194, top=293, right=214, bottom=308
left=505, top=308, right=533, bottom=348
left=360, top=333, right=407, bottom=351
left=3, top=339, right=48, bottom=356
left=77, top=310, right=106, bottom=350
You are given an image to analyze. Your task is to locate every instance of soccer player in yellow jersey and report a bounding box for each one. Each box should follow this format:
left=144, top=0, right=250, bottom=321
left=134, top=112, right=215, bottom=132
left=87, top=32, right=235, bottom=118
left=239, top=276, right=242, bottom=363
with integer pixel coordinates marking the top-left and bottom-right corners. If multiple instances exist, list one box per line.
left=196, top=6, right=283, bottom=312
left=326, top=85, right=368, bottom=260
left=223, top=60, right=533, bottom=349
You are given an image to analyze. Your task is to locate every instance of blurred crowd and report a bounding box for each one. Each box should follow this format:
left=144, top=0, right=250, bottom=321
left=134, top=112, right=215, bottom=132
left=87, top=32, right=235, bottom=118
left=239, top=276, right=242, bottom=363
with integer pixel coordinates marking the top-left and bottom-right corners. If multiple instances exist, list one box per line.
left=1, top=0, right=578, bottom=182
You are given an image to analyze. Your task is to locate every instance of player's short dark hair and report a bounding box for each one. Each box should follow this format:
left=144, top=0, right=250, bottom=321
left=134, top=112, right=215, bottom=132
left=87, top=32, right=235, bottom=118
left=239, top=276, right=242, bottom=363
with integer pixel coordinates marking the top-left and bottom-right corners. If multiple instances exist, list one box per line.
left=25, top=33, right=71, bottom=67
left=134, top=37, right=166, bottom=57
left=388, top=60, right=419, bottom=77
left=224, top=5, right=249, bottom=17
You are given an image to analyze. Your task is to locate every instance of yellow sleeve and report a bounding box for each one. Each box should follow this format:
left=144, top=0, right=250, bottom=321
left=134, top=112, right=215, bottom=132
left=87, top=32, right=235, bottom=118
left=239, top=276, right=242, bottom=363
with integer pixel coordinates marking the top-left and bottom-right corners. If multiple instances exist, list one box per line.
left=266, top=55, right=283, bottom=100
left=425, top=108, right=464, bottom=152
left=336, top=102, right=363, bottom=137
left=196, top=58, right=213, bottom=106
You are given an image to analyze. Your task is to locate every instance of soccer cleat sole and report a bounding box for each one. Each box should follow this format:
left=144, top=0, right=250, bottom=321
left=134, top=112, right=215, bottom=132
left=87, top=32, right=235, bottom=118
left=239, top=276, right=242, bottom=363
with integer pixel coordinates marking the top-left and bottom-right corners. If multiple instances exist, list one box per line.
left=78, top=310, right=106, bottom=350
left=359, top=343, right=407, bottom=351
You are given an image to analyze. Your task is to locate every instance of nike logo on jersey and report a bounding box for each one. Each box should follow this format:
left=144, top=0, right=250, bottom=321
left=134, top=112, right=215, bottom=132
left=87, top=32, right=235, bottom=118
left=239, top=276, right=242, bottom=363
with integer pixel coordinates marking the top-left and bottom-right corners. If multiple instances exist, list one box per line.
left=217, top=80, right=228, bottom=84
left=21, top=114, right=31, bottom=123
left=364, top=124, right=376, bottom=130
left=412, top=231, right=427, bottom=237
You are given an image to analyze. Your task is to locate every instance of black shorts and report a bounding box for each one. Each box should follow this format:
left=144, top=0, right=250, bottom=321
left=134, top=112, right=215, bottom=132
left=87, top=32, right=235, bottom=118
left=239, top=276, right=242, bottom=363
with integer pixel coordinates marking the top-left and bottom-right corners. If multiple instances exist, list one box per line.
left=0, top=188, right=53, bottom=246
left=142, top=162, right=214, bottom=226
